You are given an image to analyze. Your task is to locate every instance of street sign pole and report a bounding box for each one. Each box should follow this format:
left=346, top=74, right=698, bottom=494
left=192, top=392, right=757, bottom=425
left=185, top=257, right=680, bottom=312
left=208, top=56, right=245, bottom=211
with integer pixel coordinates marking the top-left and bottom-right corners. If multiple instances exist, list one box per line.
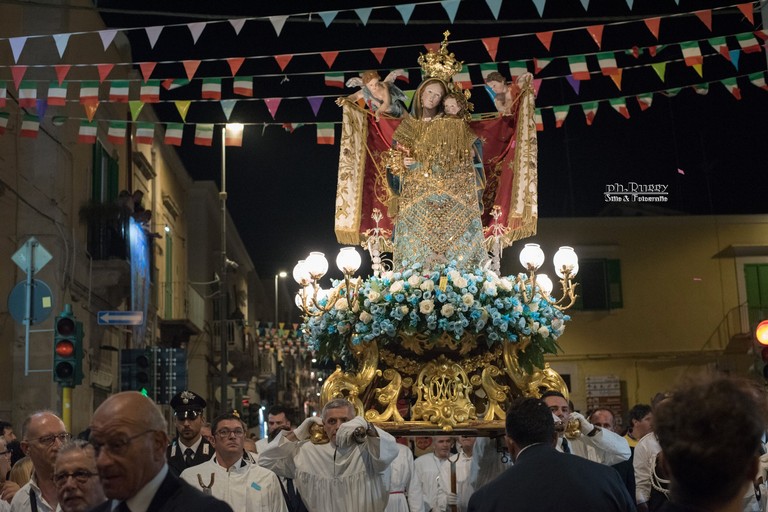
left=23, top=240, right=36, bottom=376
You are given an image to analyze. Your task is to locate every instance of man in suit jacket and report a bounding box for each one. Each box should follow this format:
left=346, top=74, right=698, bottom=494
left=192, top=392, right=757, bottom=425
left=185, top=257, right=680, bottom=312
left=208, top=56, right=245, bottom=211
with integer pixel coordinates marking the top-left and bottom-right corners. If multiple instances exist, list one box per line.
left=88, top=391, right=232, bottom=512
left=468, top=397, right=635, bottom=512
left=166, top=391, right=214, bottom=477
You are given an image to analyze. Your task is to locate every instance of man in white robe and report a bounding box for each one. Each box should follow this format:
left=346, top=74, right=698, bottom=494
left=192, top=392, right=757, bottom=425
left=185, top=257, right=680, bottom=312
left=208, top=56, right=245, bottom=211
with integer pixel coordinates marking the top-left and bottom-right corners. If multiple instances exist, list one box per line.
left=181, top=413, right=286, bottom=512
left=385, top=442, right=424, bottom=512
left=414, top=436, right=472, bottom=512
left=259, top=398, right=398, bottom=512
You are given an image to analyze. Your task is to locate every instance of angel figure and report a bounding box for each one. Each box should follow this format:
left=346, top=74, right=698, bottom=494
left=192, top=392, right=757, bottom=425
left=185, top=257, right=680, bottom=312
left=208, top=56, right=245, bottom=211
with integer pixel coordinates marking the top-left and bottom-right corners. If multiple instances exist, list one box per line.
left=336, top=70, right=408, bottom=120
left=484, top=71, right=523, bottom=116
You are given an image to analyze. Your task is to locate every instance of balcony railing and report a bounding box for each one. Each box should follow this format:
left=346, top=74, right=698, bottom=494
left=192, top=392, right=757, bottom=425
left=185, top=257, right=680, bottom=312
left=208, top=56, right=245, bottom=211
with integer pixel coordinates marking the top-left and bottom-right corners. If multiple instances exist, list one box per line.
left=159, top=282, right=205, bottom=332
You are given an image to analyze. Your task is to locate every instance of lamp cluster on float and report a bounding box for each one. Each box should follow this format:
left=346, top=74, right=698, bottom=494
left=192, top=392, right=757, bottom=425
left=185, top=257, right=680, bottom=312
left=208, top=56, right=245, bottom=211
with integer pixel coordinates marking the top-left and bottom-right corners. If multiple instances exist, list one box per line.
left=293, top=249, right=362, bottom=317
left=518, top=244, right=580, bottom=311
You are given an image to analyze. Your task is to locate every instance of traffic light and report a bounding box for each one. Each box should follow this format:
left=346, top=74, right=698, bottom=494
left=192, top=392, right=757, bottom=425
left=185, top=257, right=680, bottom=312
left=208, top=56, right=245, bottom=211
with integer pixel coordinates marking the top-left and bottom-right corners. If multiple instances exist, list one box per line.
left=240, top=396, right=250, bottom=426
left=756, top=320, right=768, bottom=380
left=120, top=348, right=155, bottom=397
left=53, top=304, right=84, bottom=387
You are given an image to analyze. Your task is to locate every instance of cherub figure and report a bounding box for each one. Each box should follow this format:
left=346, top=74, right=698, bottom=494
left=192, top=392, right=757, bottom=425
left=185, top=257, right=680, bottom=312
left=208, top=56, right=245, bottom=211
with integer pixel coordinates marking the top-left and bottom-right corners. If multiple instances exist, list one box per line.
left=484, top=71, right=523, bottom=116
left=336, top=70, right=408, bottom=120
left=441, top=90, right=473, bottom=122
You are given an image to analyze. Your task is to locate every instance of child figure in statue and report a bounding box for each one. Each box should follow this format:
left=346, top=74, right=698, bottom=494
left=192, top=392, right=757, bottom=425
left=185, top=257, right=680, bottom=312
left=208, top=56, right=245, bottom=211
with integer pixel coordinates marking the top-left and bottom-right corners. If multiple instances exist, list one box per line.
left=387, top=78, right=488, bottom=272
left=338, top=70, right=408, bottom=121
left=485, top=71, right=522, bottom=116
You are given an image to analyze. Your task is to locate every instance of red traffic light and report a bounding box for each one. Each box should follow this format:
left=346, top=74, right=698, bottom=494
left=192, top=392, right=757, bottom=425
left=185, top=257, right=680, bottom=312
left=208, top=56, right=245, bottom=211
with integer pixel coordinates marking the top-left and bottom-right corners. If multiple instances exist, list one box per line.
left=55, top=340, right=75, bottom=357
left=757, top=320, right=768, bottom=346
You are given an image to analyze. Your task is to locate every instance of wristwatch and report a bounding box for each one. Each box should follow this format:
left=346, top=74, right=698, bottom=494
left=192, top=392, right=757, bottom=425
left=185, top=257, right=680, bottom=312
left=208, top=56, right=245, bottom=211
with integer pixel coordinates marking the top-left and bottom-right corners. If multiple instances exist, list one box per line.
left=587, top=426, right=601, bottom=437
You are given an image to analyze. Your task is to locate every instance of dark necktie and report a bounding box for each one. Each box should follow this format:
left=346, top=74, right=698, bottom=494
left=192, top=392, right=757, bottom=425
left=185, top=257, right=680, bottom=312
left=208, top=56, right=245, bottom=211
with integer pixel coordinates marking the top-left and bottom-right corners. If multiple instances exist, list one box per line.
left=184, top=447, right=195, bottom=465
left=561, top=437, right=571, bottom=454
left=117, top=501, right=132, bottom=512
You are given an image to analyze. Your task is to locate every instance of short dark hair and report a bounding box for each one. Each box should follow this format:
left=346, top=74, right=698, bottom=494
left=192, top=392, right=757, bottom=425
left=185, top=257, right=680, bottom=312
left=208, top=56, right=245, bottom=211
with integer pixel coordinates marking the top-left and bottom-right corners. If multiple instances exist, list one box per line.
left=0, top=421, right=12, bottom=434
left=210, top=413, right=246, bottom=436
left=539, top=390, right=566, bottom=401
left=268, top=405, right=291, bottom=420
left=655, top=377, right=768, bottom=508
left=505, top=397, right=555, bottom=448
left=484, top=71, right=507, bottom=84
left=627, top=404, right=652, bottom=425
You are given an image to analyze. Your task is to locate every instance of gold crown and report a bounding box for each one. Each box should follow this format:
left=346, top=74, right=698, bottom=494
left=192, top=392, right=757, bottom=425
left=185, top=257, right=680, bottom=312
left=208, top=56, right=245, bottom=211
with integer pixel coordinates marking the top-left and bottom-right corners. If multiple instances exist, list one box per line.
left=418, top=30, right=463, bottom=82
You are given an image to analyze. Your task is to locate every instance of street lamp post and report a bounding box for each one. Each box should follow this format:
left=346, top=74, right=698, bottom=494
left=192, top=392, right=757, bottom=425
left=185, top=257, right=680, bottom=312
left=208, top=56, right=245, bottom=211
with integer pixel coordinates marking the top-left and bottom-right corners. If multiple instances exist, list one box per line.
left=274, top=271, right=287, bottom=327
left=274, top=271, right=287, bottom=404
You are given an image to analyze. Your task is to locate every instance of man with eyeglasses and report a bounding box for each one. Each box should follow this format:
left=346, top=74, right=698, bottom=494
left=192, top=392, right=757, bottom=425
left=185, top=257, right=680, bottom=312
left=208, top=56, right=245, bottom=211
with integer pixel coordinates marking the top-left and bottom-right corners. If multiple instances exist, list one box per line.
left=166, top=391, right=213, bottom=477
left=88, top=391, right=232, bottom=512
left=181, top=412, right=286, bottom=511
left=52, top=440, right=106, bottom=512
left=9, top=411, right=69, bottom=512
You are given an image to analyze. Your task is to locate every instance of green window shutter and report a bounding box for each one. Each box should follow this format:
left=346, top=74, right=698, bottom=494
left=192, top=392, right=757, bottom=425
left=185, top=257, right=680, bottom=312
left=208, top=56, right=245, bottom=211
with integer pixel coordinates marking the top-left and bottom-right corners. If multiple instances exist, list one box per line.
left=607, top=259, right=623, bottom=309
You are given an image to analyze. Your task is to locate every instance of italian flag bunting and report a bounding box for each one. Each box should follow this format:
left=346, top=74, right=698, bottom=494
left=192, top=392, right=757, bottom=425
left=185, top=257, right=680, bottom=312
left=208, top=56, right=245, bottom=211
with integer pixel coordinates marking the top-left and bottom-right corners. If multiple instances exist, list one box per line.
left=20, top=113, right=39, bottom=138
left=567, top=55, right=590, bottom=80
left=680, top=41, right=703, bottom=66
left=109, top=81, right=130, bottom=102
left=597, top=52, right=618, bottom=75
left=317, top=123, right=334, bottom=145
left=80, top=81, right=99, bottom=104
left=0, top=82, right=6, bottom=107
left=748, top=72, right=768, bottom=91
left=533, top=58, right=552, bottom=75
left=78, top=120, right=97, bottom=143
left=553, top=105, right=570, bottom=127
left=479, top=63, right=499, bottom=81
left=233, top=77, right=253, bottom=97
left=194, top=123, right=214, bottom=146
left=324, top=73, right=345, bottom=89
left=581, top=101, right=598, bottom=125
left=636, top=93, right=654, bottom=111
left=107, top=121, right=127, bottom=145
left=0, top=112, right=9, bottom=135
left=201, top=78, right=222, bottom=100
left=135, top=122, right=154, bottom=145
left=48, top=81, right=67, bottom=106
left=736, top=33, right=761, bottom=53
left=609, top=98, right=629, bottom=119
left=708, top=36, right=730, bottom=60
left=721, top=77, right=741, bottom=99
left=453, top=65, right=472, bottom=90
left=508, top=61, right=528, bottom=80
left=165, top=123, right=184, bottom=146
left=140, top=80, right=160, bottom=103
left=534, top=109, right=544, bottom=131
left=18, top=81, right=37, bottom=108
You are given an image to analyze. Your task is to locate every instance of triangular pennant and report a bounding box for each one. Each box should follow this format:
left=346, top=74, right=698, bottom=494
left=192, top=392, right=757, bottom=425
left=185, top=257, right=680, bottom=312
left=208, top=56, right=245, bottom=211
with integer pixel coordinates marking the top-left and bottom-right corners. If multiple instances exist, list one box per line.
left=694, top=9, right=712, bottom=31
left=482, top=37, right=500, bottom=61
left=708, top=36, right=729, bottom=60
left=220, top=99, right=237, bottom=120
left=182, top=60, right=201, bottom=81
left=321, top=51, right=339, bottom=68
left=396, top=4, right=416, bottom=24
left=269, top=16, right=289, bottom=36
left=721, top=77, right=741, bottom=99
left=441, top=0, right=460, bottom=22
left=275, top=54, right=293, bottom=71
left=424, top=42, right=440, bottom=53
left=486, top=0, right=502, bottom=19
left=636, top=93, right=654, bottom=111
left=317, top=123, right=335, bottom=145
left=318, top=11, right=338, bottom=27
left=532, top=78, right=543, bottom=96
left=52, top=34, right=71, bottom=59
left=748, top=72, right=768, bottom=91
left=565, top=76, right=580, bottom=94
left=553, top=105, right=570, bottom=128
left=648, top=45, right=660, bottom=57
left=533, top=58, right=552, bottom=74
left=175, top=100, right=191, bottom=122
left=11, top=66, right=27, bottom=90
left=83, top=100, right=99, bottom=122
left=97, top=64, right=114, bottom=83
left=404, top=89, right=416, bottom=108
left=54, top=65, right=71, bottom=85
left=307, top=96, right=323, bottom=117
left=609, top=97, right=630, bottom=119
left=35, top=99, right=47, bottom=120
left=586, top=25, right=603, bottom=49
left=609, top=69, right=623, bottom=90
left=129, top=101, right=144, bottom=121
left=582, top=101, right=598, bottom=125
left=264, top=98, right=281, bottom=119
left=532, top=0, right=546, bottom=17
left=226, top=57, right=245, bottom=77
left=580, top=0, right=590, bottom=10
left=644, top=17, right=660, bottom=40
left=9, top=37, right=27, bottom=64
left=371, top=47, right=387, bottom=64
left=626, top=0, right=634, bottom=9
left=536, top=31, right=553, bottom=51
left=651, top=62, right=666, bottom=81
left=729, top=50, right=741, bottom=69
left=99, top=30, right=117, bottom=51
left=692, top=63, right=703, bottom=77
left=693, top=83, right=709, bottom=95
left=355, top=7, right=373, bottom=25
left=737, top=3, right=754, bottom=25
left=145, top=26, right=163, bottom=49
left=187, top=22, right=206, bottom=44
left=139, top=62, right=156, bottom=83
left=229, top=18, right=246, bottom=35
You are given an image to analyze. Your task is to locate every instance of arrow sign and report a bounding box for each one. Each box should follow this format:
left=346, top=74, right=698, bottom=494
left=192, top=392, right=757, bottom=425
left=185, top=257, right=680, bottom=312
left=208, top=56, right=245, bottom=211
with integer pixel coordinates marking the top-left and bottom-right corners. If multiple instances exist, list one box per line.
left=98, top=311, right=144, bottom=326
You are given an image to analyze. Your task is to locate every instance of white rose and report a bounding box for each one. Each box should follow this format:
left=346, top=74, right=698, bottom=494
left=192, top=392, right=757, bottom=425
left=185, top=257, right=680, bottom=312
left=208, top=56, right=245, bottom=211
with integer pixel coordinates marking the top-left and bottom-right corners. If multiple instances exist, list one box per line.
left=359, top=311, right=373, bottom=324
left=538, top=326, right=550, bottom=337
left=552, top=318, right=563, bottom=330
left=483, top=282, right=497, bottom=296
left=407, top=274, right=421, bottom=287
left=498, top=278, right=513, bottom=291
left=441, top=304, right=455, bottom=317
left=448, top=270, right=461, bottom=283
left=390, top=280, right=404, bottom=293
left=461, top=293, right=474, bottom=306
left=453, top=276, right=468, bottom=289
left=420, top=280, right=435, bottom=292
left=419, top=300, right=435, bottom=314
left=400, top=305, right=409, bottom=315
left=368, top=291, right=380, bottom=302
left=335, top=298, right=349, bottom=311
left=528, top=302, right=539, bottom=312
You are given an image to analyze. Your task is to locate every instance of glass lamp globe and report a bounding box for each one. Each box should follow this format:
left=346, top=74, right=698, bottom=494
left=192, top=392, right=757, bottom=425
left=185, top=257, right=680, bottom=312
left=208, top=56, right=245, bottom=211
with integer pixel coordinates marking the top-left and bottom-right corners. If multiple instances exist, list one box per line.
left=519, top=243, right=545, bottom=270
left=336, top=247, right=362, bottom=275
left=293, top=260, right=311, bottom=286
left=305, top=252, right=329, bottom=279
left=536, top=274, right=554, bottom=295
left=553, top=246, right=579, bottom=278
left=294, top=292, right=303, bottom=309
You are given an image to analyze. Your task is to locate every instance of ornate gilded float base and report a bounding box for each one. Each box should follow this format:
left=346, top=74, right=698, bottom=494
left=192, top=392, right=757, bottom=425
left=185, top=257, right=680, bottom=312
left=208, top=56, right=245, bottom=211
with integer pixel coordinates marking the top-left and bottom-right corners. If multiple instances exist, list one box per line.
left=319, top=332, right=569, bottom=434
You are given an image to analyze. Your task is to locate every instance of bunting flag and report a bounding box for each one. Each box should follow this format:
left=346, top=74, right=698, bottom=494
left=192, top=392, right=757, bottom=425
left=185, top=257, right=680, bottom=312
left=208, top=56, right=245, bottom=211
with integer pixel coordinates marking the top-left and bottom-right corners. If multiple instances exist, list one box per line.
left=318, top=11, right=338, bottom=27
left=140, top=80, right=160, bottom=103
left=708, top=36, right=730, bottom=60
left=275, top=54, right=292, bottom=71
left=533, top=58, right=552, bottom=75
left=139, top=62, right=156, bottom=82
left=107, top=121, right=127, bottom=145
left=586, top=25, right=603, bottom=48
left=35, top=99, right=47, bottom=121
left=536, top=31, right=554, bottom=51
left=693, top=83, right=709, bottom=95
left=508, top=61, right=528, bottom=79
left=662, top=87, right=682, bottom=98
left=11, top=66, right=27, bottom=90
left=597, top=52, right=618, bottom=75
left=264, top=98, right=281, bottom=119
left=748, top=72, right=768, bottom=91
left=307, top=96, right=323, bottom=117
left=479, top=63, right=499, bottom=80
left=453, top=65, right=472, bottom=89
left=321, top=51, right=339, bottom=68
left=486, top=0, right=502, bottom=19
left=565, top=76, right=580, bottom=94
left=534, top=109, right=544, bottom=131
left=80, top=81, right=99, bottom=104
left=99, top=29, right=117, bottom=51
left=581, top=101, right=598, bottom=125
left=609, top=69, right=623, bottom=90
left=175, top=100, right=191, bottom=122
left=737, top=3, right=754, bottom=25
left=162, top=78, right=190, bottom=90
left=391, top=69, right=409, bottom=83
left=325, top=73, right=345, bottom=88
left=220, top=99, right=237, bottom=120
left=182, top=60, right=201, bottom=81
left=395, top=4, right=415, bottom=24
left=129, top=101, right=144, bottom=121
left=109, top=80, right=129, bottom=102
left=54, top=65, right=71, bottom=85
left=644, top=17, right=661, bottom=40
left=194, top=123, right=214, bottom=146
left=730, top=49, right=741, bottom=69
left=18, top=81, right=37, bottom=108
left=268, top=15, right=288, bottom=36
left=78, top=120, right=97, bottom=143
left=553, top=105, right=569, bottom=127
left=680, top=41, right=703, bottom=66
left=371, top=47, right=387, bottom=64
left=187, top=22, right=206, bottom=44
left=722, top=77, right=741, bottom=99
left=282, top=122, right=304, bottom=133
left=224, top=125, right=243, bottom=146
left=651, top=62, right=667, bottom=82
left=567, top=56, right=590, bottom=80
left=317, top=123, right=334, bottom=144
left=233, top=77, right=253, bottom=96
left=201, top=78, right=222, bottom=100
left=736, top=33, right=761, bottom=53
left=0, top=83, right=5, bottom=107
left=636, top=93, right=654, bottom=111
left=532, top=0, right=545, bottom=16
left=48, top=81, right=68, bottom=106
left=482, top=37, right=500, bottom=61
left=83, top=100, right=98, bottom=122
left=355, top=7, right=373, bottom=25
left=20, top=114, right=39, bottom=138
left=694, top=9, right=712, bottom=31
left=97, top=64, right=114, bottom=83
left=9, top=36, right=27, bottom=63
left=226, top=57, right=245, bottom=76
left=609, top=97, right=630, bottom=119
left=0, top=112, right=9, bottom=135
left=145, top=26, right=163, bottom=49
left=165, top=123, right=183, bottom=146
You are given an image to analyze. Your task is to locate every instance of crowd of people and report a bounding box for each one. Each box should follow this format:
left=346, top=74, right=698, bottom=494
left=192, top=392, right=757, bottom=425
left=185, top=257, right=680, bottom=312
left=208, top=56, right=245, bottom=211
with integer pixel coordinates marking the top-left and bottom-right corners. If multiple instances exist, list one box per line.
left=0, top=374, right=766, bottom=512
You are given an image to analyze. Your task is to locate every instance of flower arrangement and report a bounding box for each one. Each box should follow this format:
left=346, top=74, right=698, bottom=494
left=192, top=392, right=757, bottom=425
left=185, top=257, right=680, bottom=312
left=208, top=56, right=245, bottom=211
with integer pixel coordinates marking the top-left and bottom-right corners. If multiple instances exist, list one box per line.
left=302, top=261, right=570, bottom=373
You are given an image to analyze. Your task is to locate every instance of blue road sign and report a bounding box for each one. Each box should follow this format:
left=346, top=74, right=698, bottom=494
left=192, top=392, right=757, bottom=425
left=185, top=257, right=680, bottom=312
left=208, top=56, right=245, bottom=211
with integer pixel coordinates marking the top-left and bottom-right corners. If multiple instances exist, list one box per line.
left=98, top=311, right=144, bottom=326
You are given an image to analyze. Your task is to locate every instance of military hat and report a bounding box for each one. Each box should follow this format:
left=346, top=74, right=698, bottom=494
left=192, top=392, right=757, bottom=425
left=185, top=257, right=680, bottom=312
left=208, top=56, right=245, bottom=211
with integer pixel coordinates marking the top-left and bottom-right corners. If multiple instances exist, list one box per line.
left=170, top=390, right=206, bottom=420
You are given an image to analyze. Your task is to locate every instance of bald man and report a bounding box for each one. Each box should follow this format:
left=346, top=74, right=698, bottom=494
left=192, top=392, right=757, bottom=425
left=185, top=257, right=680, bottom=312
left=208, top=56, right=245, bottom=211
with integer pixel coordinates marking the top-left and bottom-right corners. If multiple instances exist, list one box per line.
left=87, top=391, right=233, bottom=512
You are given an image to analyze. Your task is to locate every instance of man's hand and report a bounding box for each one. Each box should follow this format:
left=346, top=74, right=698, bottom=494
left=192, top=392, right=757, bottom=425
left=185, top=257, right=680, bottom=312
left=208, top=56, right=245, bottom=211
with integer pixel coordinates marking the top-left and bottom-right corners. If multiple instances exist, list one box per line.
left=292, top=416, right=323, bottom=442
left=446, top=492, right=458, bottom=506
left=336, top=416, right=369, bottom=448
left=569, top=411, right=595, bottom=435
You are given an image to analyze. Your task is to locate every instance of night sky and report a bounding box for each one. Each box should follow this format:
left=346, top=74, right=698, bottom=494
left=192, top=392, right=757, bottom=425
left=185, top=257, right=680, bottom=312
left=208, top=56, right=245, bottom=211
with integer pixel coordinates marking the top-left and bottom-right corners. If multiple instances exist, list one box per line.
left=97, top=0, right=768, bottom=281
